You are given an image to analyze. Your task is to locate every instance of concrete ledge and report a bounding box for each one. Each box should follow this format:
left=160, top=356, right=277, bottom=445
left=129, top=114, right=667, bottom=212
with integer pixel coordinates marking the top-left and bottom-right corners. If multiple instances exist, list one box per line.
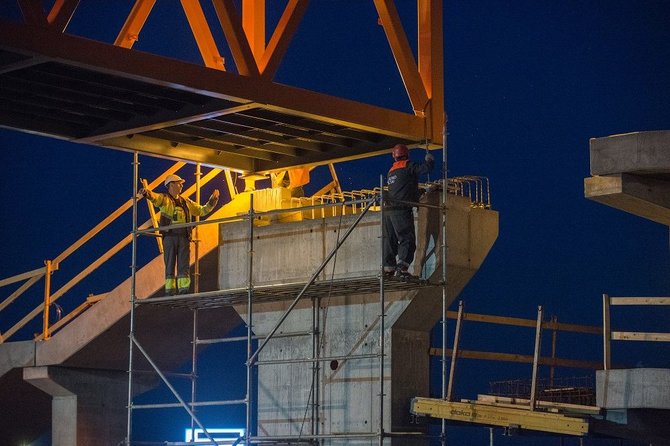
left=0, top=340, right=35, bottom=377
left=585, top=173, right=670, bottom=225
left=590, top=131, right=670, bottom=175
left=597, top=368, right=670, bottom=409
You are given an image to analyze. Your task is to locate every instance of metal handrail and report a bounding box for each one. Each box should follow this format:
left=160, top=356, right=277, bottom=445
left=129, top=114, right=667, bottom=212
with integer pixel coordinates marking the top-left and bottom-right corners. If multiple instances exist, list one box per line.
left=0, top=162, right=223, bottom=343
left=1, top=172, right=491, bottom=343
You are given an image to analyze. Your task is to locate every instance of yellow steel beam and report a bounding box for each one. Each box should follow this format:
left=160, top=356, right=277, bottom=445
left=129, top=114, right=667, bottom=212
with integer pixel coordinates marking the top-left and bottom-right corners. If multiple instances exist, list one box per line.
left=312, top=180, right=338, bottom=197
left=46, top=0, right=80, bottom=32
left=242, top=0, right=265, bottom=62
left=99, top=134, right=256, bottom=172
left=180, top=0, right=226, bottom=70
left=418, top=0, right=444, bottom=144
left=224, top=169, right=238, bottom=199
left=259, top=0, right=309, bottom=79
left=327, top=163, right=343, bottom=196
left=114, top=0, right=156, bottom=49
left=373, top=0, right=429, bottom=114
left=212, top=0, right=260, bottom=76
left=411, top=398, right=589, bottom=436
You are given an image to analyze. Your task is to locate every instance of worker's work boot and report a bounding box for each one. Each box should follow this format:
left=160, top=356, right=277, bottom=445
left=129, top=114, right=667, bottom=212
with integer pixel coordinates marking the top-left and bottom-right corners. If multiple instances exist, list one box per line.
left=165, top=277, right=176, bottom=296
left=394, top=267, right=413, bottom=279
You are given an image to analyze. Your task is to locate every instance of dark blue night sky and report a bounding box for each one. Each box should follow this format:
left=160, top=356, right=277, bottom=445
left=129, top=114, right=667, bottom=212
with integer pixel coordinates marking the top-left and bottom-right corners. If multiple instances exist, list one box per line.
left=1, top=1, right=670, bottom=444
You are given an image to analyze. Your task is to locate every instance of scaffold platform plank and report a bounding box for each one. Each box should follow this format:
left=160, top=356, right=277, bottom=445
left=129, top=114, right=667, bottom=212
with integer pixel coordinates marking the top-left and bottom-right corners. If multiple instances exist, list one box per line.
left=139, top=275, right=440, bottom=310
left=411, top=397, right=590, bottom=436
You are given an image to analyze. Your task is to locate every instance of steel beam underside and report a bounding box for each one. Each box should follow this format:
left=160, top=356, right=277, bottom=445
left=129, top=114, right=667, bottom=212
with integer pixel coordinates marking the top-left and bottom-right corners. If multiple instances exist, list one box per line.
left=0, top=21, right=428, bottom=173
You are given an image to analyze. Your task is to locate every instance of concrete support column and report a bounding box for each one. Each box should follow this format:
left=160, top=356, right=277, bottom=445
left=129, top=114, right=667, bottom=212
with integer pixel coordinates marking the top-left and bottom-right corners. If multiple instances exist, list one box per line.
left=24, top=366, right=129, bottom=446
left=391, top=328, right=429, bottom=433
left=53, top=395, right=78, bottom=445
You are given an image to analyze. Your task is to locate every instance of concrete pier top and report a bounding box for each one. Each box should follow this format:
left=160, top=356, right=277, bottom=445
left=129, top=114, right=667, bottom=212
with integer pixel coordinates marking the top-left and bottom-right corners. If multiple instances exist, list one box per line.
left=585, top=131, right=670, bottom=224
left=597, top=368, right=670, bottom=409
left=590, top=131, right=670, bottom=176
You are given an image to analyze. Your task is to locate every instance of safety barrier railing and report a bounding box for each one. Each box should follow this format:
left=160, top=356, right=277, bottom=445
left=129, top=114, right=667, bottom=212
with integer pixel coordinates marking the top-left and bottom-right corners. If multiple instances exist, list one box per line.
left=288, top=176, right=491, bottom=221
left=442, top=176, right=491, bottom=208
left=0, top=161, right=225, bottom=343
left=431, top=301, right=602, bottom=410
left=602, top=294, right=670, bottom=370
left=0, top=170, right=491, bottom=346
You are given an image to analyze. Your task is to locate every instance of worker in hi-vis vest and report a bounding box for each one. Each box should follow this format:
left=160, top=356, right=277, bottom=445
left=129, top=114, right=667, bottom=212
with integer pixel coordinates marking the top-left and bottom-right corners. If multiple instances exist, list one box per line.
left=383, top=144, right=434, bottom=278
left=140, top=174, right=220, bottom=295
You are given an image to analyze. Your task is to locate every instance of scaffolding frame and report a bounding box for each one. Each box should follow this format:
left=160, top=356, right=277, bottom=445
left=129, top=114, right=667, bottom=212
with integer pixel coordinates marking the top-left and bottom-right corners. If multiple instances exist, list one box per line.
left=124, top=136, right=450, bottom=445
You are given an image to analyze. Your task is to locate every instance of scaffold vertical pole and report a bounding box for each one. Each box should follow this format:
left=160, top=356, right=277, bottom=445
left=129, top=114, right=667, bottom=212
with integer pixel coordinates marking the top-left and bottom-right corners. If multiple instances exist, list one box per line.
left=125, top=151, right=140, bottom=445
left=246, top=194, right=255, bottom=444
left=378, top=175, right=386, bottom=446
left=194, top=163, right=202, bottom=293
left=42, top=259, right=52, bottom=340
left=191, top=163, right=202, bottom=432
left=441, top=113, right=449, bottom=445
left=311, top=289, right=320, bottom=442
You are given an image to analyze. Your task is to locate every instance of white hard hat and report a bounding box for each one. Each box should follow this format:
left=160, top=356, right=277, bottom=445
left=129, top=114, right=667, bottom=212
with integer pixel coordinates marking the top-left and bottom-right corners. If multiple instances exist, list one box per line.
left=164, top=174, right=185, bottom=187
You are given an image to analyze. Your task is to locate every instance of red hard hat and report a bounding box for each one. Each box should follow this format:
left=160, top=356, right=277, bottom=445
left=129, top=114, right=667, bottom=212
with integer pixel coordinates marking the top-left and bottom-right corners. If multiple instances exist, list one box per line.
left=392, top=144, right=409, bottom=160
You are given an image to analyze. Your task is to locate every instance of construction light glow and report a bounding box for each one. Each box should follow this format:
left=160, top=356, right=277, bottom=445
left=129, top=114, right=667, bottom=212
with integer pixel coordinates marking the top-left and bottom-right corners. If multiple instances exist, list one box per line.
left=185, top=427, right=245, bottom=443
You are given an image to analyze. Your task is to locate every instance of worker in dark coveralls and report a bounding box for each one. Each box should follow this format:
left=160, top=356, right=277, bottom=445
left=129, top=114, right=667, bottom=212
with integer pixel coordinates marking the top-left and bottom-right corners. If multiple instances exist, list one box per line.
left=140, top=174, right=219, bottom=295
left=383, top=144, right=434, bottom=277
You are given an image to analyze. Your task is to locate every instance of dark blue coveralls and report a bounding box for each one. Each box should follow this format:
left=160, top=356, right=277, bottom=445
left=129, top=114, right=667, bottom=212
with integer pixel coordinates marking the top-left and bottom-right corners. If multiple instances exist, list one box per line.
left=384, top=156, right=434, bottom=273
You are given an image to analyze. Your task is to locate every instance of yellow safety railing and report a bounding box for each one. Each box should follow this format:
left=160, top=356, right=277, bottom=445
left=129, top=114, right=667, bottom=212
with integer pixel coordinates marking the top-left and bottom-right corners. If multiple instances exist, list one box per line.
left=278, top=176, right=491, bottom=221
left=0, top=167, right=491, bottom=344
left=0, top=161, right=224, bottom=343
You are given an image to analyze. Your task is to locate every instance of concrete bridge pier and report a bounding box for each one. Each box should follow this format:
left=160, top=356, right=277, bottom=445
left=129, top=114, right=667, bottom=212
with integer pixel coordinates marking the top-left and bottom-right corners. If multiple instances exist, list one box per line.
left=220, top=192, right=499, bottom=445
left=23, top=366, right=130, bottom=446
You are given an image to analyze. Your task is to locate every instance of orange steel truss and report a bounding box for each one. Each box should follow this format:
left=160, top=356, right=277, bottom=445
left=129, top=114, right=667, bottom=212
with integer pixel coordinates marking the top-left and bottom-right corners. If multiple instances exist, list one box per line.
left=0, top=1, right=444, bottom=173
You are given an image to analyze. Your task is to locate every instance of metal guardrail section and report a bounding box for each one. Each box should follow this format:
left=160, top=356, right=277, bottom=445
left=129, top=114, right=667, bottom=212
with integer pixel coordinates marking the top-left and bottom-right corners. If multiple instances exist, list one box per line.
left=137, top=275, right=440, bottom=310
left=0, top=161, right=221, bottom=343
left=0, top=171, right=490, bottom=343
left=299, top=176, right=492, bottom=217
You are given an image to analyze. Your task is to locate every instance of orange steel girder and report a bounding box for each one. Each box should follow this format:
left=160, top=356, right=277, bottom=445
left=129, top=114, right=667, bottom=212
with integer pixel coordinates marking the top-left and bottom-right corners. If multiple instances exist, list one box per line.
left=243, top=0, right=265, bottom=61
left=0, top=1, right=445, bottom=172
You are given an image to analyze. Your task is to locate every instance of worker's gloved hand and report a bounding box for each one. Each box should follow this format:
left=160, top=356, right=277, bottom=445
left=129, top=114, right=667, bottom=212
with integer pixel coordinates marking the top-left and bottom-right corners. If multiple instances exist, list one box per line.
left=425, top=152, right=435, bottom=162
left=208, top=189, right=220, bottom=205
left=137, top=188, right=147, bottom=198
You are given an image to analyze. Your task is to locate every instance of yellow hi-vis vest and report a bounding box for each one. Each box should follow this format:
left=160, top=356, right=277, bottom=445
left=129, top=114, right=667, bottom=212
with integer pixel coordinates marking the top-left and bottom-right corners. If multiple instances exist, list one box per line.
left=147, top=192, right=217, bottom=231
